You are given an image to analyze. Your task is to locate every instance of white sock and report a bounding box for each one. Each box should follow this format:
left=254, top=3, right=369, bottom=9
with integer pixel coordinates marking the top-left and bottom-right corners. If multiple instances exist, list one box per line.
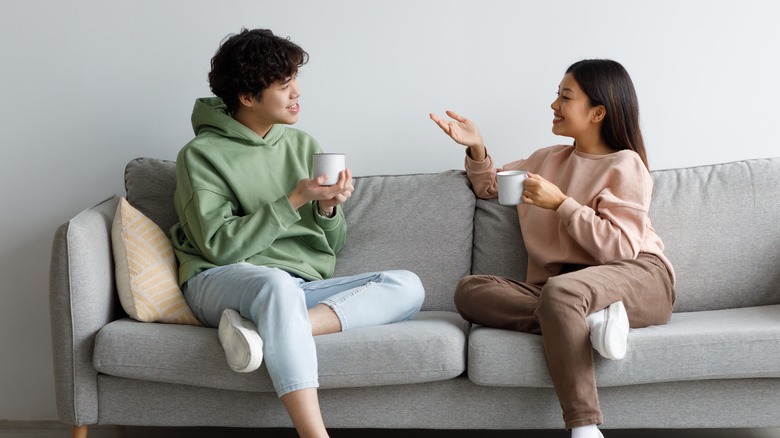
left=571, top=424, right=601, bottom=438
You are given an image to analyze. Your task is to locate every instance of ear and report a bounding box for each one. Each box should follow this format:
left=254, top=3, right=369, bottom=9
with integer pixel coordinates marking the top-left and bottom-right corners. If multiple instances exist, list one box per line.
left=237, top=93, right=256, bottom=108
left=591, top=105, right=606, bottom=124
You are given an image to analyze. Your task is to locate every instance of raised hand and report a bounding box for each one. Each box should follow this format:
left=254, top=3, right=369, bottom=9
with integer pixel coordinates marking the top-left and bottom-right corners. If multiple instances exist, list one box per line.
left=429, top=110, right=486, bottom=160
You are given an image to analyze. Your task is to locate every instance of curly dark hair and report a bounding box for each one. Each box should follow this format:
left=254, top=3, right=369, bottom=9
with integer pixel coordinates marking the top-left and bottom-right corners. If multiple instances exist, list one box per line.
left=208, top=29, right=309, bottom=115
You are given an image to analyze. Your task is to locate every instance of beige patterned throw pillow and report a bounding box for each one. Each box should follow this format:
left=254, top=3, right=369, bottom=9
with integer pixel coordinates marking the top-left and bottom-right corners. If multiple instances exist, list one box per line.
left=111, top=197, right=201, bottom=326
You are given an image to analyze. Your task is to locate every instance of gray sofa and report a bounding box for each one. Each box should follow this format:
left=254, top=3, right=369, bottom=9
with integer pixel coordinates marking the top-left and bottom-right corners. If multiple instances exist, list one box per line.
left=50, top=156, right=780, bottom=437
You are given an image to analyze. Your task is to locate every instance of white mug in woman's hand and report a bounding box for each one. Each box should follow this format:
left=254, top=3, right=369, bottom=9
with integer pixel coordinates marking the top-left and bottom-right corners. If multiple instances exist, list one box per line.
left=497, top=170, right=528, bottom=205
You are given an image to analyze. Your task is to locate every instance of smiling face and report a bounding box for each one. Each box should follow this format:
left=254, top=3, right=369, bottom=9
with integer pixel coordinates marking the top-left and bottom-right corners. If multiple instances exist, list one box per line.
left=550, top=73, right=604, bottom=144
left=235, top=75, right=301, bottom=138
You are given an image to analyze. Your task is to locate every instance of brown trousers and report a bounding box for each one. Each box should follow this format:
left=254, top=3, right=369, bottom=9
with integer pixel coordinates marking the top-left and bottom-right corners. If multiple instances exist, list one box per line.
left=454, top=253, right=675, bottom=429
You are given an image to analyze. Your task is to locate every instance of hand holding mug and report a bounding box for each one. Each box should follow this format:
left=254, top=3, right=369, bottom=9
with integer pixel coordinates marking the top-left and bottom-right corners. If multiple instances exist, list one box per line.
left=521, top=172, right=568, bottom=210
left=288, top=169, right=353, bottom=211
left=318, top=168, right=354, bottom=214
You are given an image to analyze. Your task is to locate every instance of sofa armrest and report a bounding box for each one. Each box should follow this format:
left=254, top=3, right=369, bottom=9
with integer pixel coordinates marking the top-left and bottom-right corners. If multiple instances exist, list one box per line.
left=49, top=195, right=122, bottom=426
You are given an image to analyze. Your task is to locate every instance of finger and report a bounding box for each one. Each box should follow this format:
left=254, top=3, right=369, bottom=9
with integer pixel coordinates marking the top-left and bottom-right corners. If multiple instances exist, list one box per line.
left=326, top=172, right=351, bottom=196
left=335, top=169, right=347, bottom=186
left=527, top=172, right=546, bottom=183
left=433, top=119, right=451, bottom=135
left=337, top=169, right=353, bottom=190
left=343, top=176, right=354, bottom=193
left=522, top=177, right=539, bottom=189
left=445, top=110, right=467, bottom=123
left=430, top=113, right=449, bottom=132
left=327, top=194, right=344, bottom=206
left=525, top=174, right=545, bottom=187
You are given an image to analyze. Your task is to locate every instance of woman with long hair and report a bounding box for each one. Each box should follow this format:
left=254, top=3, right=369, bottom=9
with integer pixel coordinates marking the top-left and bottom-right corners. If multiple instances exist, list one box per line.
left=430, top=59, right=675, bottom=438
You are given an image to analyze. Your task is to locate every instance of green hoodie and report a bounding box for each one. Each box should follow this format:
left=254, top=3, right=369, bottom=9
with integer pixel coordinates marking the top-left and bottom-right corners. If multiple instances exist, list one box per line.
left=169, top=97, right=346, bottom=286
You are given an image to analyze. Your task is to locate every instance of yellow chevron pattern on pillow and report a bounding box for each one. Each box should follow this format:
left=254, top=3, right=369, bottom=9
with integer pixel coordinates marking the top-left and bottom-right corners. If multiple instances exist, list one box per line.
left=111, top=197, right=201, bottom=326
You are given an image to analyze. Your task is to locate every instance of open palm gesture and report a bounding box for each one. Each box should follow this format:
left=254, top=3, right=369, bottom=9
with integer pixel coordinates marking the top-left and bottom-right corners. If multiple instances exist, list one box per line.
left=429, top=110, right=485, bottom=150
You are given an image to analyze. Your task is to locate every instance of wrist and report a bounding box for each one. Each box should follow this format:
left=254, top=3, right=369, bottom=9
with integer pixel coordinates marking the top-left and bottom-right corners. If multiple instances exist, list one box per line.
left=467, top=145, right=487, bottom=162
left=288, top=187, right=306, bottom=210
left=554, top=196, right=569, bottom=210
left=317, top=202, right=336, bottom=218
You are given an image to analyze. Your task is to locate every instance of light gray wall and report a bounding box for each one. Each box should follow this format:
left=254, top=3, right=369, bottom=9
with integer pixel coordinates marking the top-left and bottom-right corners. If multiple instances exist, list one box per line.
left=1, top=0, right=778, bottom=421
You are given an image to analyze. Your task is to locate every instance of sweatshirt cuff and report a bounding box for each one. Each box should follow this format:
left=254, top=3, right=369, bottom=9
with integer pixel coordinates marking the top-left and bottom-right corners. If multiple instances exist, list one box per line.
left=315, top=206, right=342, bottom=230
left=556, top=196, right=580, bottom=226
left=465, top=150, right=493, bottom=172
left=272, top=196, right=302, bottom=228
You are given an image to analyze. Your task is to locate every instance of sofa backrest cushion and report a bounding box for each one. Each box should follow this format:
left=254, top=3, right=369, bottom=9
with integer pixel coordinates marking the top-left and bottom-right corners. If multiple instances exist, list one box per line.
left=333, top=171, right=475, bottom=312
left=471, top=198, right=528, bottom=282
left=124, top=158, right=475, bottom=312
left=126, top=157, right=780, bottom=314
left=125, top=158, right=178, bottom=235
left=470, top=157, right=780, bottom=313
left=649, top=157, right=780, bottom=311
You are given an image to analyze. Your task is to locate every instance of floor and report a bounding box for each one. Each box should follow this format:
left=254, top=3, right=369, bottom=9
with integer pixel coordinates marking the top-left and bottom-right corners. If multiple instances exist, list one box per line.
left=2, top=422, right=780, bottom=438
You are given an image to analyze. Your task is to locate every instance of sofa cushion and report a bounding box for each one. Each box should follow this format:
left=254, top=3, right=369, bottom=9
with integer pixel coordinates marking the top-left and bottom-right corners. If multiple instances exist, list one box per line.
left=333, top=171, right=475, bottom=312
left=94, top=311, right=469, bottom=392
left=467, top=304, right=780, bottom=388
left=469, top=157, right=780, bottom=312
left=124, top=157, right=179, bottom=236
left=649, top=157, right=780, bottom=311
left=471, top=198, right=527, bottom=282
left=111, top=198, right=201, bottom=326
left=124, top=157, right=475, bottom=312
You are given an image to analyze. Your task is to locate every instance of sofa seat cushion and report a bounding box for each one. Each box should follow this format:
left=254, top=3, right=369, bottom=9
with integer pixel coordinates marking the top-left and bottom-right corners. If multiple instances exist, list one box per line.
left=94, top=310, right=468, bottom=392
left=468, top=304, right=780, bottom=388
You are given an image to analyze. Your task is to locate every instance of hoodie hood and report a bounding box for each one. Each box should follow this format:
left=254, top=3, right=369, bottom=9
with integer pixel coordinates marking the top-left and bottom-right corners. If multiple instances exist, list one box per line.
left=190, top=97, right=284, bottom=146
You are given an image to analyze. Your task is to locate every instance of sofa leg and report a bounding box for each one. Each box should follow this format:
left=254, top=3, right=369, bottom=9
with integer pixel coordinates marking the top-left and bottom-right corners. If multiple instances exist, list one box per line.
left=72, top=425, right=88, bottom=438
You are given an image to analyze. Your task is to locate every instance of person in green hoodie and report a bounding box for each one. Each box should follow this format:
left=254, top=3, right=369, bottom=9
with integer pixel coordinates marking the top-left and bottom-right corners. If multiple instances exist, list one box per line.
left=169, top=29, right=425, bottom=438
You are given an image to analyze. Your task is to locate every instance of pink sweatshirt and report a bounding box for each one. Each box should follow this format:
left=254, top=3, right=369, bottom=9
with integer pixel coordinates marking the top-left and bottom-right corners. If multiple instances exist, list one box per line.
left=466, top=145, right=675, bottom=286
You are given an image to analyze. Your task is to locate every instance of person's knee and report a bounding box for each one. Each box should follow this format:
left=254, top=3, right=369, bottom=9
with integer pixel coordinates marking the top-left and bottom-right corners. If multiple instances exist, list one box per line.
left=537, top=276, right=583, bottom=319
left=454, top=275, right=486, bottom=315
left=385, top=270, right=425, bottom=311
left=246, top=267, right=304, bottom=312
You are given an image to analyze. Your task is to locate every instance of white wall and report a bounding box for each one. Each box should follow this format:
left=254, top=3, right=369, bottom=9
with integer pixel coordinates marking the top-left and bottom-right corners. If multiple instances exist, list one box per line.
left=1, top=0, right=778, bottom=421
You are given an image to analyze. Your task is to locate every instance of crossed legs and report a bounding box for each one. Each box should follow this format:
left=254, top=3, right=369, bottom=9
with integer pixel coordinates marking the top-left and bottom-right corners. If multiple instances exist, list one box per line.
left=454, top=254, right=674, bottom=430
left=185, top=264, right=425, bottom=438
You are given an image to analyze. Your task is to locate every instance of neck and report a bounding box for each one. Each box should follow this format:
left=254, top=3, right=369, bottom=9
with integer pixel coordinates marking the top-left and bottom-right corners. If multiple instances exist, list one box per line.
left=233, top=109, right=272, bottom=138
left=573, top=132, right=611, bottom=155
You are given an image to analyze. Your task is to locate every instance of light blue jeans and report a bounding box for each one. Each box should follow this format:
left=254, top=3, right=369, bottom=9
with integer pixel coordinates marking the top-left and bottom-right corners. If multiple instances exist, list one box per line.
left=184, top=263, right=425, bottom=397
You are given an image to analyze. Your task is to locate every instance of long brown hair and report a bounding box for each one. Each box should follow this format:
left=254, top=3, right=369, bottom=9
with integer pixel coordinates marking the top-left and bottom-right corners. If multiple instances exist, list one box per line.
left=566, top=59, right=649, bottom=170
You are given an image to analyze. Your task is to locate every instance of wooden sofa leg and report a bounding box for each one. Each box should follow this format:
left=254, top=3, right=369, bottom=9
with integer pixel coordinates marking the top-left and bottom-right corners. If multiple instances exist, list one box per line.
left=72, top=425, right=88, bottom=438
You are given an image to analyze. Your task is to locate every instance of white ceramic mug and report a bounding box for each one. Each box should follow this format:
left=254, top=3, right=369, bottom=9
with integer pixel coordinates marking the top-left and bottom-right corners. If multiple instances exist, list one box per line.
left=497, top=170, right=528, bottom=205
left=312, top=153, right=346, bottom=186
